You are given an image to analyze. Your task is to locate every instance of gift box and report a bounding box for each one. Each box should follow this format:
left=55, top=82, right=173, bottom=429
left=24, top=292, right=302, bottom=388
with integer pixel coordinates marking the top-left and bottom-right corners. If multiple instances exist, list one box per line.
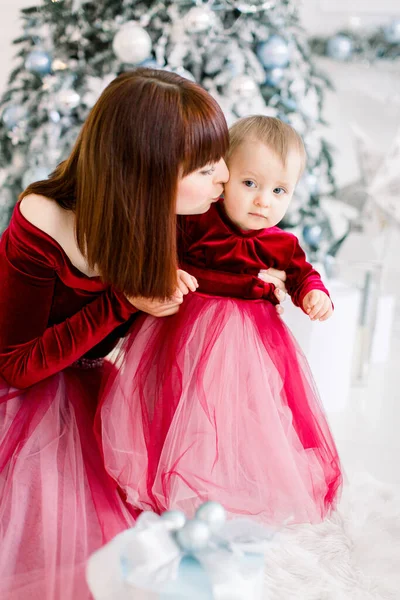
left=87, top=503, right=274, bottom=600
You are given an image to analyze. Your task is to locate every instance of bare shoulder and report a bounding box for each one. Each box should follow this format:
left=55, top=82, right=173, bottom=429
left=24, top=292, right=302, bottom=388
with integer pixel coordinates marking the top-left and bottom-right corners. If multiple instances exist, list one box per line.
left=19, top=194, right=72, bottom=239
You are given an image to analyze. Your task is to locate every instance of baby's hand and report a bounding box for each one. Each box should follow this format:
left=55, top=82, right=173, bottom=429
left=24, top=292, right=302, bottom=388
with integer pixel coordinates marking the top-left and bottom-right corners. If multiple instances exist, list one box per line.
left=176, top=269, right=199, bottom=299
left=302, top=290, right=333, bottom=322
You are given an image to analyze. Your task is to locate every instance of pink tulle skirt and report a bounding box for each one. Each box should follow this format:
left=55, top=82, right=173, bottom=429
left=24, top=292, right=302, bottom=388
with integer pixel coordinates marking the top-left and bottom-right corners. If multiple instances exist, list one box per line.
left=99, top=294, right=342, bottom=526
left=0, top=364, right=136, bottom=600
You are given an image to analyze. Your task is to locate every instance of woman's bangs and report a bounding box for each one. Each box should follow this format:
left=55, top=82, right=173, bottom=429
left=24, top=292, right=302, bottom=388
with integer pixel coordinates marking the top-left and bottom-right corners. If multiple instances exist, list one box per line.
left=182, top=108, right=229, bottom=175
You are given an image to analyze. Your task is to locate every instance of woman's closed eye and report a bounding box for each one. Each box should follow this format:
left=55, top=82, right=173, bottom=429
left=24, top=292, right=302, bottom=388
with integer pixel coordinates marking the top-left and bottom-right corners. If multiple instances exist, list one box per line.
left=200, top=166, right=216, bottom=176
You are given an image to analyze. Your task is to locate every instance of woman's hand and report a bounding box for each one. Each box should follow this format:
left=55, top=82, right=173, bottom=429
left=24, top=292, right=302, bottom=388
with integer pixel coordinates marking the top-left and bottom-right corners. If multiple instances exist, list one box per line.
left=258, top=268, right=287, bottom=315
left=125, top=270, right=198, bottom=317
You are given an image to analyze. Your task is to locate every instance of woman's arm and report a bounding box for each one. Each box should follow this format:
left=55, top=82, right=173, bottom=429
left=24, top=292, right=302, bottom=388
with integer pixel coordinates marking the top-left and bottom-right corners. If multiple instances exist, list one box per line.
left=0, top=246, right=138, bottom=389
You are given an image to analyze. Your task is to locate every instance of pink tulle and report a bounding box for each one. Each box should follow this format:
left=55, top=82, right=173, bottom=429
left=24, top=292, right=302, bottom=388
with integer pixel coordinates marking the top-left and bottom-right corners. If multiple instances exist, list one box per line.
left=99, top=294, right=342, bottom=525
left=0, top=365, right=136, bottom=600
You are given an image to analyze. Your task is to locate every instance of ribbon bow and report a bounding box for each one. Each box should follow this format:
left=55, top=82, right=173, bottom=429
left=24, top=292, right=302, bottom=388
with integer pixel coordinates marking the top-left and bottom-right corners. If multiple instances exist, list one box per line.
left=87, top=509, right=277, bottom=600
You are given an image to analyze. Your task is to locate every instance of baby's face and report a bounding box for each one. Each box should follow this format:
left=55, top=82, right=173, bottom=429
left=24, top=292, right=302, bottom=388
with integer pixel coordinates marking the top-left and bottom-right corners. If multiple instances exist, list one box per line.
left=223, top=139, right=302, bottom=231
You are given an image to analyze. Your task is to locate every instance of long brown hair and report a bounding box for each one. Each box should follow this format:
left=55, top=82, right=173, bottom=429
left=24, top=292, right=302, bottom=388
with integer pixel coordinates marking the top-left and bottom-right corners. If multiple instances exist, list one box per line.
left=21, top=69, right=229, bottom=298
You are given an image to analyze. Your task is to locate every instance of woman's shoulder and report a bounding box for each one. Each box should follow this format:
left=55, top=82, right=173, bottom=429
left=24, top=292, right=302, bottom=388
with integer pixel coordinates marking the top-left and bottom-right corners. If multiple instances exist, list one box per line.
left=19, top=193, right=67, bottom=240
left=2, top=194, right=72, bottom=275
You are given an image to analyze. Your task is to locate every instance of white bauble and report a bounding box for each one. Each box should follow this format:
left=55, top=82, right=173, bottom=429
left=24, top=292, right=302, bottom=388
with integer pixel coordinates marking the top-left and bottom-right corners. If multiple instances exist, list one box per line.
left=113, top=21, right=152, bottom=64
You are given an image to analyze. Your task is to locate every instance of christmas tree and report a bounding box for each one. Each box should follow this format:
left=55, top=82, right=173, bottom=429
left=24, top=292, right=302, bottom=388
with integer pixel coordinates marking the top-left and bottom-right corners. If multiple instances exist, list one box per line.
left=0, top=0, right=336, bottom=256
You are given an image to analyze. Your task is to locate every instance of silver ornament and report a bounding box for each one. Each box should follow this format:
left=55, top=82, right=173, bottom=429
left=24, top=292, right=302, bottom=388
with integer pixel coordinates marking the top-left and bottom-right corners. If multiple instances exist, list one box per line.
left=25, top=49, right=52, bottom=75
left=228, top=75, right=259, bottom=99
left=326, top=35, right=353, bottom=61
left=160, top=510, right=187, bottom=531
left=176, top=519, right=211, bottom=553
left=257, top=35, right=290, bottom=69
left=264, top=67, right=284, bottom=87
left=113, top=22, right=152, bottom=64
left=22, top=167, right=50, bottom=189
left=184, top=6, right=215, bottom=34
left=383, top=19, right=400, bottom=44
left=2, top=105, right=27, bottom=130
left=55, top=89, right=81, bottom=113
left=195, top=501, right=226, bottom=533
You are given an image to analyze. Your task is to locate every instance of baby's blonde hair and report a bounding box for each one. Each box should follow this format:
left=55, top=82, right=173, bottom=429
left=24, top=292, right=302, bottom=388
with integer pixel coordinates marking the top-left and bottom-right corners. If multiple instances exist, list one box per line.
left=228, top=116, right=307, bottom=178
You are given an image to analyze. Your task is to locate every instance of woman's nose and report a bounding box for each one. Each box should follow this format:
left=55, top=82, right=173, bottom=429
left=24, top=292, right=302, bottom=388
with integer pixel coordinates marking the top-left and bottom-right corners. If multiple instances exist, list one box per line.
left=214, top=159, right=229, bottom=184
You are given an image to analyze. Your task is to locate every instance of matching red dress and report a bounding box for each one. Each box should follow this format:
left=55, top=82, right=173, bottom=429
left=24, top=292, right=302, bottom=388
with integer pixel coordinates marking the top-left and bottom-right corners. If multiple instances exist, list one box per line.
left=99, top=200, right=342, bottom=527
left=0, top=200, right=275, bottom=599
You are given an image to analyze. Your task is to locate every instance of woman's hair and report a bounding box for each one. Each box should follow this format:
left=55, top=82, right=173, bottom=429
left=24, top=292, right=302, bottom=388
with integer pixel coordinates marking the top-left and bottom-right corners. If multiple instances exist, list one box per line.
left=227, top=115, right=307, bottom=178
left=21, top=69, right=229, bottom=298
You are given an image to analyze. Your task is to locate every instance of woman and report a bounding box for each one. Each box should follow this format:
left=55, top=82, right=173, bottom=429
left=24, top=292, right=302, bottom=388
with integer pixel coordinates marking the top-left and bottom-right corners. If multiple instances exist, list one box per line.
left=0, top=69, right=286, bottom=599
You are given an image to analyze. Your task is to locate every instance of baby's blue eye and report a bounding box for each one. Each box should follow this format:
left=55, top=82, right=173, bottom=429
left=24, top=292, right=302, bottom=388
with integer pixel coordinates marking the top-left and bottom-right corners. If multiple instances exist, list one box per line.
left=244, top=180, right=256, bottom=188
left=273, top=187, right=286, bottom=195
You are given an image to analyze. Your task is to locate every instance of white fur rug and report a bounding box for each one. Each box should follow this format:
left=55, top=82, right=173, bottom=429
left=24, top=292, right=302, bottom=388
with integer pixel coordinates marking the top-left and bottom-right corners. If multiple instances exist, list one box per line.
left=262, top=473, right=400, bottom=600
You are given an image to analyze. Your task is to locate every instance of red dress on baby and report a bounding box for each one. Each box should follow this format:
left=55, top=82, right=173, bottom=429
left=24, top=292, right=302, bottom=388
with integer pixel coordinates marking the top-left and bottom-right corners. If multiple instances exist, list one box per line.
left=99, top=200, right=342, bottom=526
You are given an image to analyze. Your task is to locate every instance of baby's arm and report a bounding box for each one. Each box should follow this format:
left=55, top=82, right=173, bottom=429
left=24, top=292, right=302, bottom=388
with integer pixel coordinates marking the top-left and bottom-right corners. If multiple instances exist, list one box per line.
left=285, top=237, right=333, bottom=321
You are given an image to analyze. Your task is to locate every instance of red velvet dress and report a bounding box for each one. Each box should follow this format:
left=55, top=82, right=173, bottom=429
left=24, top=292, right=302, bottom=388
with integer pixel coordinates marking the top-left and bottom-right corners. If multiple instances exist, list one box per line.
left=99, top=200, right=342, bottom=526
left=0, top=200, right=269, bottom=599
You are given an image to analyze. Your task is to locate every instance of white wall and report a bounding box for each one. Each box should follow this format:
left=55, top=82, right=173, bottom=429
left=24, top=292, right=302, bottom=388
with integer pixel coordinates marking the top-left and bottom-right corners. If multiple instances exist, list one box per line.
left=0, top=0, right=31, bottom=96
left=298, top=0, right=400, bottom=36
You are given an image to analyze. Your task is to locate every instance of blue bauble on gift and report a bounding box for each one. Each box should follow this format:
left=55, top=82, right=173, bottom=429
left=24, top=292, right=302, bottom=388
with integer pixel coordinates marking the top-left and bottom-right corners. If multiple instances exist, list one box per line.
left=1, top=105, right=27, bottom=130
left=25, top=49, right=52, bottom=75
left=326, top=34, right=353, bottom=61
left=383, top=19, right=400, bottom=44
left=264, top=67, right=284, bottom=87
left=257, top=35, right=290, bottom=69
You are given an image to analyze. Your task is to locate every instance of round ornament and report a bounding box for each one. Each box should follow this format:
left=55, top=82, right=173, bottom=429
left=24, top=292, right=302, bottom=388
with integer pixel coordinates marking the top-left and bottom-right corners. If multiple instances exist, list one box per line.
left=2, top=105, right=27, bottom=130
left=383, top=19, right=400, bottom=44
left=326, top=34, right=353, bottom=61
left=195, top=501, right=226, bottom=533
left=113, top=22, right=152, bottom=64
left=25, top=49, right=52, bottom=75
left=264, top=67, right=284, bottom=87
left=257, top=35, right=290, bottom=69
left=176, top=519, right=211, bottom=553
left=184, top=6, right=215, bottom=34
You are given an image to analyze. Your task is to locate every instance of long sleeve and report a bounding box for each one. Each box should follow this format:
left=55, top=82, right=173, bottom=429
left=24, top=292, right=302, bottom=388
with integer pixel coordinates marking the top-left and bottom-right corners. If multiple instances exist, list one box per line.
left=0, top=238, right=137, bottom=389
left=285, top=238, right=331, bottom=310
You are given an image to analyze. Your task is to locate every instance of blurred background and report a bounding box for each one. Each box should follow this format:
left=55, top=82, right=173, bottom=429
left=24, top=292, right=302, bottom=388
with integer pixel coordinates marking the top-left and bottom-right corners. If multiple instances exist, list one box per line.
left=0, top=0, right=399, bottom=485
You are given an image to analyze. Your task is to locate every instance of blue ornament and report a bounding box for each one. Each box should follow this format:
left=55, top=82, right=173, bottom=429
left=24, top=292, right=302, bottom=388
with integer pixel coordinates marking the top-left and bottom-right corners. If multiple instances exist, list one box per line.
left=176, top=518, right=210, bottom=553
left=195, top=501, right=226, bottom=533
left=22, top=167, right=50, bottom=189
left=326, top=35, right=353, bottom=61
left=160, top=510, right=187, bottom=531
left=303, top=224, right=323, bottom=250
left=257, top=35, right=290, bottom=69
left=140, top=58, right=161, bottom=69
left=25, top=49, right=52, bottom=75
left=264, top=67, right=284, bottom=87
left=383, top=19, right=400, bottom=44
left=2, top=105, right=27, bottom=130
